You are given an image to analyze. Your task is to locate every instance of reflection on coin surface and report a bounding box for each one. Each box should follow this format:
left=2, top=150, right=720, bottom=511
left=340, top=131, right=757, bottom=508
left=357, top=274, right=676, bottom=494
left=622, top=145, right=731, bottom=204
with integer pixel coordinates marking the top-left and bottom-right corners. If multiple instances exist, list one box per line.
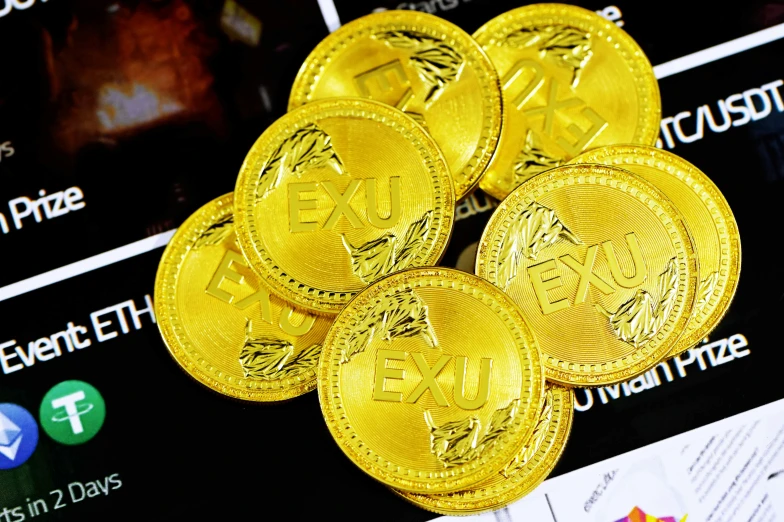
left=571, top=146, right=741, bottom=356
left=396, top=384, right=573, bottom=515
left=473, top=4, right=660, bottom=200
left=234, top=98, right=455, bottom=315
left=155, top=194, right=333, bottom=401
left=476, top=164, right=697, bottom=386
left=318, top=268, right=544, bottom=493
left=288, top=11, right=502, bottom=200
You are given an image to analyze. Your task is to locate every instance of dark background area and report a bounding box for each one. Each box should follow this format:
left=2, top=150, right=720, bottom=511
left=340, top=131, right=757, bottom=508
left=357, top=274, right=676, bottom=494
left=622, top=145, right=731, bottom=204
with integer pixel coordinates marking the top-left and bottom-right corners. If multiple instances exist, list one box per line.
left=1, top=1, right=784, bottom=520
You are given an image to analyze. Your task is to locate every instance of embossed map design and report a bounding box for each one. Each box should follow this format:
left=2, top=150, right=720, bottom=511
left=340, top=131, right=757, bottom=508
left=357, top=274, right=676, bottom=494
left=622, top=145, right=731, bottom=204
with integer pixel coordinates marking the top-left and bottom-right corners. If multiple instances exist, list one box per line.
left=341, top=288, right=437, bottom=364
left=342, top=211, right=433, bottom=284
left=512, top=129, right=563, bottom=185
left=425, top=399, right=520, bottom=467
left=501, top=24, right=593, bottom=87
left=255, top=123, right=345, bottom=200
left=497, top=201, right=581, bottom=290
left=239, top=320, right=321, bottom=380
left=596, top=258, right=679, bottom=348
left=374, top=30, right=464, bottom=104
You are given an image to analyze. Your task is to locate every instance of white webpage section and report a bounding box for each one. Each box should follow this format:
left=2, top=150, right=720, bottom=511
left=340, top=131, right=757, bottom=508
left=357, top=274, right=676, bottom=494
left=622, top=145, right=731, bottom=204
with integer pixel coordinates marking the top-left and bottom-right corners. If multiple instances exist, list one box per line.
left=439, top=399, right=784, bottom=522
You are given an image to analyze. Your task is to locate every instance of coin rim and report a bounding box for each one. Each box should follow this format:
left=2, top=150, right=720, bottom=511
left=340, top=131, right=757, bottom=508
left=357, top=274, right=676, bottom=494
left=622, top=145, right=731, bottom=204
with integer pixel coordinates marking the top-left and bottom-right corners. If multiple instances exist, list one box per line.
left=288, top=10, right=503, bottom=200
left=394, top=385, right=573, bottom=515
left=476, top=164, right=698, bottom=386
left=234, top=97, right=455, bottom=315
left=154, top=193, right=321, bottom=401
left=570, top=145, right=741, bottom=356
left=317, top=267, right=545, bottom=493
left=473, top=3, right=662, bottom=200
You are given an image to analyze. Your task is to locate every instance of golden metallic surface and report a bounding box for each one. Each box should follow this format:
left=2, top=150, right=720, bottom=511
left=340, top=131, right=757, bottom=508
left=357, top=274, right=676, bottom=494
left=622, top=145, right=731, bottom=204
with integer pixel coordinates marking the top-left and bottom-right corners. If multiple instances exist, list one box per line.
left=570, top=146, right=741, bottom=357
left=154, top=194, right=333, bottom=401
left=234, top=98, right=455, bottom=315
left=288, top=11, right=502, bottom=200
left=473, top=3, right=660, bottom=200
left=318, top=268, right=545, bottom=493
left=476, top=164, right=698, bottom=386
left=395, top=384, right=573, bottom=515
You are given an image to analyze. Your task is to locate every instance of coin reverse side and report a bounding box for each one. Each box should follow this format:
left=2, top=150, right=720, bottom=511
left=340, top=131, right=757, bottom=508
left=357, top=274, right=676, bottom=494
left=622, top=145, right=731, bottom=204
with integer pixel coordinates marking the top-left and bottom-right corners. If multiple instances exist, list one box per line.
left=155, top=194, right=332, bottom=401
left=289, top=11, right=502, bottom=200
left=571, top=145, right=741, bottom=356
left=473, top=4, right=660, bottom=200
left=396, top=384, right=573, bottom=515
left=234, top=98, right=455, bottom=315
left=477, top=164, right=697, bottom=386
left=318, top=268, right=545, bottom=493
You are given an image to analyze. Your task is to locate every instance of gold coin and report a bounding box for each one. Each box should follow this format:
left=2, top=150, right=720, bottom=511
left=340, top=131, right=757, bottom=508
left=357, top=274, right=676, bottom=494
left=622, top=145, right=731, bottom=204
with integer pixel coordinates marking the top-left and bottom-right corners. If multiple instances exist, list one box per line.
left=570, top=146, right=741, bottom=356
left=395, top=384, right=573, bottom=515
left=476, top=164, right=698, bottom=386
left=288, top=11, right=502, bottom=200
left=473, top=4, right=660, bottom=200
left=234, top=98, right=455, bottom=315
left=154, top=194, right=333, bottom=401
left=318, top=268, right=544, bottom=493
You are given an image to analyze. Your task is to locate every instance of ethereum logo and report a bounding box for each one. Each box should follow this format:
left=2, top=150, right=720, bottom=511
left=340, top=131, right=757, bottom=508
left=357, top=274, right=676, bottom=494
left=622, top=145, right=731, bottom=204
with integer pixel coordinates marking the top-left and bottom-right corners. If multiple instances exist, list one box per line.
left=0, top=411, right=23, bottom=461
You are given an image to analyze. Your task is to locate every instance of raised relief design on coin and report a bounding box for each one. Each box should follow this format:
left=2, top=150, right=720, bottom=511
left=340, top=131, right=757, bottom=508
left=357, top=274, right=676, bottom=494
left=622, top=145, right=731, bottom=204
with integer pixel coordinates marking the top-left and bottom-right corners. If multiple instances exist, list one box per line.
left=512, top=130, right=563, bottom=185
left=498, top=201, right=581, bottom=289
left=342, top=210, right=432, bottom=284
left=697, top=271, right=719, bottom=311
left=290, top=11, right=502, bottom=199
left=373, top=30, right=464, bottom=105
left=343, top=288, right=436, bottom=364
left=596, top=258, right=677, bottom=348
left=502, top=389, right=552, bottom=477
left=239, top=320, right=322, bottom=380
left=256, top=123, right=344, bottom=200
left=426, top=399, right=519, bottom=468
left=474, top=4, right=660, bottom=200
left=155, top=194, right=333, bottom=401
left=501, top=25, right=592, bottom=87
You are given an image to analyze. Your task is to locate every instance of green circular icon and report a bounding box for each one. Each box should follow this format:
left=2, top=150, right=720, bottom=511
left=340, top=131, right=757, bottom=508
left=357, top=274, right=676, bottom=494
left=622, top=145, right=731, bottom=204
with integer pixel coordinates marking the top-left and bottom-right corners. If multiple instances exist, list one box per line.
left=40, top=381, right=105, bottom=445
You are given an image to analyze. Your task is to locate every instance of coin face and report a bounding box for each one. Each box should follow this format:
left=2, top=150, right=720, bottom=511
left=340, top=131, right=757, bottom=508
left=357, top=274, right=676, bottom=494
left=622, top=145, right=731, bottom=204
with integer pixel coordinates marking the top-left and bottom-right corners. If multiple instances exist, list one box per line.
left=473, top=4, right=660, bottom=200
left=570, top=146, right=741, bottom=356
left=288, top=11, right=502, bottom=200
left=396, top=384, right=573, bottom=515
left=155, top=194, right=333, bottom=401
left=234, top=98, right=455, bottom=315
left=318, top=268, right=544, bottom=493
left=476, top=164, right=698, bottom=386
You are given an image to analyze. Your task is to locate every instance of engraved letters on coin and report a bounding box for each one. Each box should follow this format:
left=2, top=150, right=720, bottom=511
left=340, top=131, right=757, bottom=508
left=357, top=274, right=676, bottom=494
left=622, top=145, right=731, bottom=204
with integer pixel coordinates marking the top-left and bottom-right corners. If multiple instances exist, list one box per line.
left=154, top=194, right=333, bottom=401
left=318, top=268, right=544, bottom=493
left=234, top=98, right=455, bottom=314
left=477, top=165, right=698, bottom=386
left=289, top=11, right=503, bottom=200
left=473, top=4, right=660, bottom=200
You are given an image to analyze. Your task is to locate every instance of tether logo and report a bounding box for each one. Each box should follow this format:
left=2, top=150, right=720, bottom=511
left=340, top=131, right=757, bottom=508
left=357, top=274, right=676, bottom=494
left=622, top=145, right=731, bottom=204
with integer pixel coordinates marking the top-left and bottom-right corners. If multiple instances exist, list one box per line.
left=0, top=403, right=39, bottom=470
left=40, top=381, right=105, bottom=445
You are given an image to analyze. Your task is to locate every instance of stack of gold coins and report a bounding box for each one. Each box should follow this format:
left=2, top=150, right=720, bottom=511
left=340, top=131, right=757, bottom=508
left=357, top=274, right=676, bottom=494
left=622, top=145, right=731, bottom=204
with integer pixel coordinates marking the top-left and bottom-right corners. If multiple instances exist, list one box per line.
left=153, top=3, right=741, bottom=516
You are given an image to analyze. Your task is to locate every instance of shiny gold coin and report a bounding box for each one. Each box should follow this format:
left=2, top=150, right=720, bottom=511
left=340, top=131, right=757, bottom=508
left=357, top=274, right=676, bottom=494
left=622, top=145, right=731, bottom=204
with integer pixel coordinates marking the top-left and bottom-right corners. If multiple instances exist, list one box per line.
left=570, top=146, right=741, bottom=357
left=318, top=268, right=544, bottom=493
left=288, top=11, right=502, bottom=200
left=234, top=98, right=455, bottom=315
left=395, top=384, right=573, bottom=515
left=476, top=164, right=698, bottom=386
left=154, top=194, right=333, bottom=401
left=473, top=4, right=660, bottom=200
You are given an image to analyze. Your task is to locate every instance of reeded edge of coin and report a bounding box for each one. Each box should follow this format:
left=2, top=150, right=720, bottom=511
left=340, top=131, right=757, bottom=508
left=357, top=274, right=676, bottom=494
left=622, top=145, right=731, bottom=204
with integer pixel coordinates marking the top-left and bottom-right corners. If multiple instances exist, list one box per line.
left=570, top=145, right=741, bottom=357
left=317, top=267, right=545, bottom=493
left=476, top=164, right=698, bottom=387
left=154, top=193, right=319, bottom=402
left=234, top=97, right=455, bottom=315
left=288, top=10, right=503, bottom=200
left=473, top=3, right=662, bottom=201
left=393, top=385, right=573, bottom=515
